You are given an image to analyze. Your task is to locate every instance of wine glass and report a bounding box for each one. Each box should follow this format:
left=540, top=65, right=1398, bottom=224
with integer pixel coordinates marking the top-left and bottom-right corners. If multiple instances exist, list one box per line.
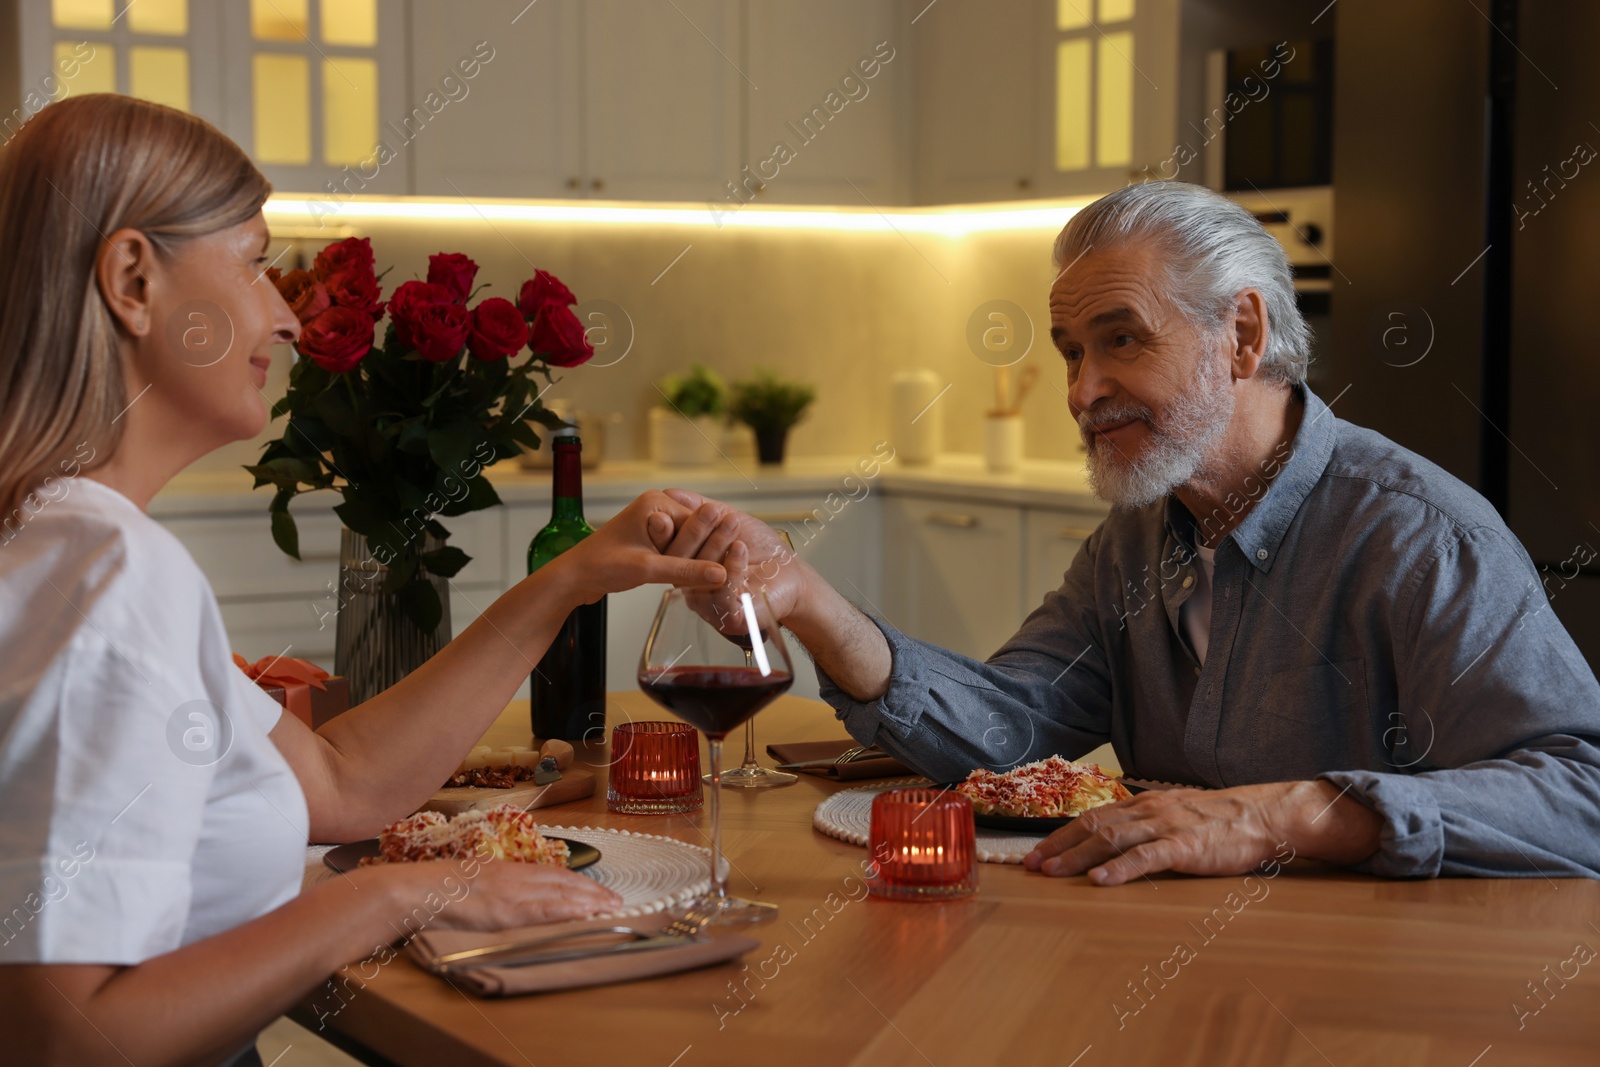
left=638, top=587, right=793, bottom=925
left=716, top=528, right=798, bottom=789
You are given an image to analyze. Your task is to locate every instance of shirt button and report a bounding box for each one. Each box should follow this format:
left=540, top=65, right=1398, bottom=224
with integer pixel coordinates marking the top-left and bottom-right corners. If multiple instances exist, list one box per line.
left=1256, top=548, right=1269, bottom=561
left=1181, top=574, right=1194, bottom=589
left=1194, top=666, right=1201, bottom=676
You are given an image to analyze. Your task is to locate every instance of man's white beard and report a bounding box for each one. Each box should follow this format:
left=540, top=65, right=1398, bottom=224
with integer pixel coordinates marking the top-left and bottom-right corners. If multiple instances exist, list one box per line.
left=1080, top=350, right=1235, bottom=509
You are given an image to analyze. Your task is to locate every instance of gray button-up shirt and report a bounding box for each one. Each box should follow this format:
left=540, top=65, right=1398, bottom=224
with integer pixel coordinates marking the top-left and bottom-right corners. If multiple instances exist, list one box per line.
left=820, top=386, right=1600, bottom=878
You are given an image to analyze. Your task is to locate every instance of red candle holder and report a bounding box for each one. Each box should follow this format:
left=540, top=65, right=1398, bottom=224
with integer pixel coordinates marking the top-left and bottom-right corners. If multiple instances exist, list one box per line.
left=607, top=721, right=703, bottom=815
left=866, top=788, right=979, bottom=900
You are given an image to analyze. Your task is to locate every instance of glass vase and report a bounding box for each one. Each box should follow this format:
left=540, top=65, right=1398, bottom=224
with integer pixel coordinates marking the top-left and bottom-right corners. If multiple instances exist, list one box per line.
left=333, top=527, right=451, bottom=705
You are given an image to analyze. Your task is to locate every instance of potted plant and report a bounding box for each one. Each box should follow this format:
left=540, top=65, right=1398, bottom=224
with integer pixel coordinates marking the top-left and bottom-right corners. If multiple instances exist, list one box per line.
left=650, top=364, right=727, bottom=466
left=729, top=371, right=816, bottom=465
left=250, top=239, right=592, bottom=701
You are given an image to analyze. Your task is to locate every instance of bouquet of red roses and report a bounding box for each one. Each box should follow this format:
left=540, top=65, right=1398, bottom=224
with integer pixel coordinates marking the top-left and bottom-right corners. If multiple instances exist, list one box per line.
left=248, top=238, right=593, bottom=633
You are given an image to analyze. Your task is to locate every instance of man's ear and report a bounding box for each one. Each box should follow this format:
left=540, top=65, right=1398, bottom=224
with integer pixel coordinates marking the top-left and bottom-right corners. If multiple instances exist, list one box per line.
left=1229, top=287, right=1270, bottom=380
left=95, top=228, right=157, bottom=338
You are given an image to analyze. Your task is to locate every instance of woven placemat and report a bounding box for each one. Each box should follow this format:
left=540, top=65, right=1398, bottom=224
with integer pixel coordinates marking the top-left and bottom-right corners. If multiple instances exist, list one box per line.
left=812, top=779, right=1050, bottom=865
left=543, top=825, right=712, bottom=917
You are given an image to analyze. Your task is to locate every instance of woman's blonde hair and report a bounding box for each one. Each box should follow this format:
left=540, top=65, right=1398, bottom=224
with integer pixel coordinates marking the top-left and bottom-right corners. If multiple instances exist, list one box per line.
left=0, top=93, right=271, bottom=523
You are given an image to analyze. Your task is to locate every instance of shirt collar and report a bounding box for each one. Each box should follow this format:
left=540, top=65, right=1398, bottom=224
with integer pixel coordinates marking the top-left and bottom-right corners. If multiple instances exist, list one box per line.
left=1161, top=384, right=1336, bottom=574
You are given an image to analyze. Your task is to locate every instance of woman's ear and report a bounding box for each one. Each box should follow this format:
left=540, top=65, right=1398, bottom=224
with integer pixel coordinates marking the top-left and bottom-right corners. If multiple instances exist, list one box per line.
left=1229, top=287, right=1270, bottom=380
left=95, top=228, right=157, bottom=337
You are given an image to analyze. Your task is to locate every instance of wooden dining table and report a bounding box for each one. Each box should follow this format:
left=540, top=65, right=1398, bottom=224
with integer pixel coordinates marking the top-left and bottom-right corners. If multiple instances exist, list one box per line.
left=294, top=692, right=1600, bottom=1066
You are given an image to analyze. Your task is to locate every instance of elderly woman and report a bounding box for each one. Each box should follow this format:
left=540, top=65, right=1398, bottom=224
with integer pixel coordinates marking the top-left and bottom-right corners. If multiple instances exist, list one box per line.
left=0, top=95, right=727, bottom=1066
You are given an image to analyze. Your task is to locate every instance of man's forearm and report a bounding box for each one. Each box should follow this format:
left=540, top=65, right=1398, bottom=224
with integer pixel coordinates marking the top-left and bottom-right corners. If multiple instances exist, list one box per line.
left=783, top=562, right=893, bottom=702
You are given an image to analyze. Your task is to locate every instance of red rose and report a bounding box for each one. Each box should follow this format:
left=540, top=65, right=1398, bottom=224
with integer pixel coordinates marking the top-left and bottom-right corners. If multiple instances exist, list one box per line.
left=528, top=303, right=594, bottom=367
left=411, top=301, right=471, bottom=362
left=467, top=297, right=530, bottom=362
left=517, top=270, right=577, bottom=317
left=298, top=306, right=373, bottom=373
left=325, top=269, right=384, bottom=321
left=387, top=280, right=453, bottom=348
left=313, top=237, right=375, bottom=283
left=427, top=252, right=479, bottom=303
left=273, top=269, right=330, bottom=325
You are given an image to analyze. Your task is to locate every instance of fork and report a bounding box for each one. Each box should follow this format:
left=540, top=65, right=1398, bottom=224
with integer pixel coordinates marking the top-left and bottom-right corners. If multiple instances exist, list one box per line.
left=834, top=744, right=879, bottom=765
left=429, top=903, right=717, bottom=972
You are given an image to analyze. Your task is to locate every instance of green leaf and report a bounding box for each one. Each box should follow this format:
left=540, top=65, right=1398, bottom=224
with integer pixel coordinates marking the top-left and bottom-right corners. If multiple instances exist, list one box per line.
left=397, top=578, right=443, bottom=635
left=270, top=395, right=294, bottom=420
left=421, top=545, right=471, bottom=578
left=437, top=474, right=501, bottom=517
left=333, top=491, right=393, bottom=540
left=397, top=419, right=431, bottom=455
left=270, top=507, right=301, bottom=560
left=285, top=415, right=336, bottom=454
left=424, top=518, right=450, bottom=540
left=313, top=388, right=361, bottom=437
left=382, top=550, right=419, bottom=595
left=427, top=421, right=483, bottom=473
left=508, top=419, right=541, bottom=450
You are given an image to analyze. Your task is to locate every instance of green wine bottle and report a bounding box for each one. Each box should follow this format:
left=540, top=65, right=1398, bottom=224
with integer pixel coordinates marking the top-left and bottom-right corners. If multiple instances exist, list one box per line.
left=528, top=434, right=607, bottom=741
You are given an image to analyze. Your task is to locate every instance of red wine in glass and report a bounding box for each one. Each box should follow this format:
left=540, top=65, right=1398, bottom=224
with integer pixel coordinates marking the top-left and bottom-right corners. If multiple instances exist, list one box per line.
left=639, top=665, right=792, bottom=739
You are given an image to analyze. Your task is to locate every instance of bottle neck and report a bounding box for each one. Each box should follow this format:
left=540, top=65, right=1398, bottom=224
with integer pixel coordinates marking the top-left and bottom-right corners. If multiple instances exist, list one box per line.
left=550, top=441, right=584, bottom=522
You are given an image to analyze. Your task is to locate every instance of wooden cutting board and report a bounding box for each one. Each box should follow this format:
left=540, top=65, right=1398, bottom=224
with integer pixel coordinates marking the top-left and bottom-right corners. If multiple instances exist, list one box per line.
left=420, top=768, right=597, bottom=817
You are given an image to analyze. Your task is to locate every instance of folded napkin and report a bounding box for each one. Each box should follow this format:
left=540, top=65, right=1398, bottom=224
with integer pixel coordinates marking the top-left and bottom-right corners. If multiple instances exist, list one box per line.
left=406, top=913, right=758, bottom=997
left=766, top=739, right=913, bottom=781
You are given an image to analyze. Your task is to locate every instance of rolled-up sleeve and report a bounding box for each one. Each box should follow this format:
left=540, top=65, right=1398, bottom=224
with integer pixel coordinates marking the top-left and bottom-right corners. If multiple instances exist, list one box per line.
left=817, top=529, right=1115, bottom=782
left=1321, top=526, right=1600, bottom=878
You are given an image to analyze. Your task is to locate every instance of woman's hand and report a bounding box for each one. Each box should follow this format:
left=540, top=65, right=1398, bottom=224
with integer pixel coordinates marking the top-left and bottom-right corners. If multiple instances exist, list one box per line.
left=381, top=856, right=621, bottom=930
left=549, top=490, right=729, bottom=606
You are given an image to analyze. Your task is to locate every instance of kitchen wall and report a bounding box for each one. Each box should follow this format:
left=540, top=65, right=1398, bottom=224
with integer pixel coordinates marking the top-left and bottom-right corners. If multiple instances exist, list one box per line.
left=197, top=206, right=1090, bottom=477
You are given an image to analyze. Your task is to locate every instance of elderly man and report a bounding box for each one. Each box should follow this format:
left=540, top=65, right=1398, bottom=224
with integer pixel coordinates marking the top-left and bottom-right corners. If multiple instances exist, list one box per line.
left=659, top=180, right=1600, bottom=884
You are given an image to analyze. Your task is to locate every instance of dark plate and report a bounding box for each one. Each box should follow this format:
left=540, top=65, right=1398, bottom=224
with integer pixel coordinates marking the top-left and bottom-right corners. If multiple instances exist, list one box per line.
left=972, top=811, right=1078, bottom=833
left=322, top=837, right=601, bottom=874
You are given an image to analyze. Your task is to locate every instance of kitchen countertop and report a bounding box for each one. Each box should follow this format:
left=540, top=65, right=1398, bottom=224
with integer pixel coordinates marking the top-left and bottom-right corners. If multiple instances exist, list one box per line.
left=148, top=453, right=1105, bottom=517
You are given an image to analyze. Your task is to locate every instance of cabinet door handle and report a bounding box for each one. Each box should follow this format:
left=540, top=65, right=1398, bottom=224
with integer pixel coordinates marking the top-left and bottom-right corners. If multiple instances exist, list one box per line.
left=751, top=510, right=820, bottom=525
left=926, top=513, right=979, bottom=529
left=1057, top=527, right=1097, bottom=541
left=591, top=177, right=605, bottom=191
left=565, top=177, right=581, bottom=190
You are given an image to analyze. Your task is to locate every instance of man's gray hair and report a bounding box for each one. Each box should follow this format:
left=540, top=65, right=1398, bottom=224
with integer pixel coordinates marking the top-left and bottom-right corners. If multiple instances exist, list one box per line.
left=1052, top=181, right=1311, bottom=386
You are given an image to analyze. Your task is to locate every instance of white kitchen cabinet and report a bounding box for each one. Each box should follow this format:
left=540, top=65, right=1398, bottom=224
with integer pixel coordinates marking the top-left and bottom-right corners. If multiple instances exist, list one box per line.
left=742, top=1, right=907, bottom=206
left=912, top=0, right=1181, bottom=204
left=882, top=495, right=1025, bottom=660
left=581, top=0, right=742, bottom=201
left=407, top=0, right=583, bottom=199
left=911, top=0, right=1042, bottom=204
left=1022, top=504, right=1106, bottom=611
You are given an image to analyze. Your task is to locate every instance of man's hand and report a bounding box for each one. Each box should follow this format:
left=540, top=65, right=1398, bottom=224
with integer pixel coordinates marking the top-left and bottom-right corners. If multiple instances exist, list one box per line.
left=1023, top=780, right=1381, bottom=885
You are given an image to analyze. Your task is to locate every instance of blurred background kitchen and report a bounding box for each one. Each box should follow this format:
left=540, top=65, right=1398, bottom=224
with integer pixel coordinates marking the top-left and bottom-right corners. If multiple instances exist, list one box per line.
left=7, top=0, right=1599, bottom=688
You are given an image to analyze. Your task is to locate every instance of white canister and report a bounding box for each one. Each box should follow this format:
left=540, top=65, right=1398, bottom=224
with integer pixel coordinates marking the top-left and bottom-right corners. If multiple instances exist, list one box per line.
left=984, top=413, right=1024, bottom=473
left=891, top=369, right=943, bottom=466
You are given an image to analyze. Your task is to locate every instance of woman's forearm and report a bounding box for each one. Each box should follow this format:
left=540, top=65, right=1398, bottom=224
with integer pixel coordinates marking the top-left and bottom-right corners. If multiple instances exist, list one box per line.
left=6, top=866, right=429, bottom=1067
left=309, top=562, right=586, bottom=840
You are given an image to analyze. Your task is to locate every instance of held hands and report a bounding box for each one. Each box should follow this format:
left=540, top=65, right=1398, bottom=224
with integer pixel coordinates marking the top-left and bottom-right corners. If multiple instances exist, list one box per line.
left=650, top=489, right=809, bottom=621
left=1024, top=780, right=1382, bottom=886
left=552, top=490, right=727, bottom=604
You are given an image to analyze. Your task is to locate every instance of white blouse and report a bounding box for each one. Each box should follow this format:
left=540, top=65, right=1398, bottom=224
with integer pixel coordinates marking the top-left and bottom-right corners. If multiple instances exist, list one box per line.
left=0, top=477, right=308, bottom=964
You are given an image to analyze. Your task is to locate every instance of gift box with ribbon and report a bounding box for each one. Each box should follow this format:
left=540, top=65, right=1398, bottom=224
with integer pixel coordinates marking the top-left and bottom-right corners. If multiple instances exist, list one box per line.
left=233, top=653, right=351, bottom=729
